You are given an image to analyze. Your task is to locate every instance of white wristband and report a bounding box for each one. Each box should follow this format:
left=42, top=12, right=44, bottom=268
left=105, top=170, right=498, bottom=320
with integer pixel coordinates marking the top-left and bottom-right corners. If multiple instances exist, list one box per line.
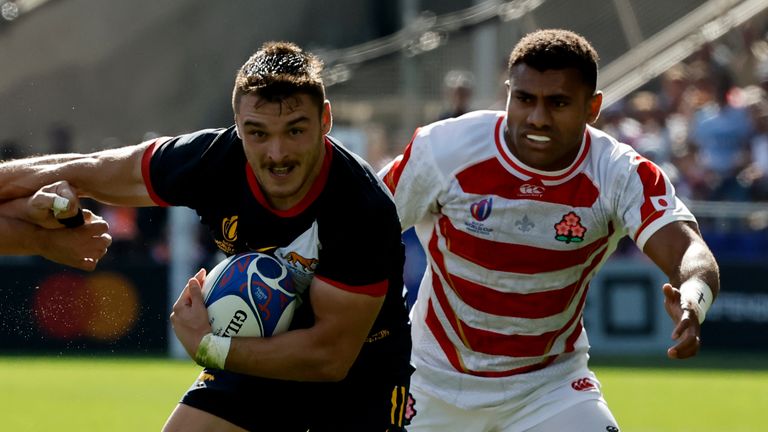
left=194, top=333, right=231, bottom=369
left=679, top=279, right=714, bottom=324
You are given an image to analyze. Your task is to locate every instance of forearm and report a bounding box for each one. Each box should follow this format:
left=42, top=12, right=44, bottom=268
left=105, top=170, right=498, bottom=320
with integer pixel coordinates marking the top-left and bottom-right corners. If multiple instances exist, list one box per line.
left=673, top=239, right=720, bottom=298
left=0, top=143, right=153, bottom=206
left=644, top=222, right=720, bottom=297
left=225, top=326, right=354, bottom=382
left=0, top=152, right=93, bottom=199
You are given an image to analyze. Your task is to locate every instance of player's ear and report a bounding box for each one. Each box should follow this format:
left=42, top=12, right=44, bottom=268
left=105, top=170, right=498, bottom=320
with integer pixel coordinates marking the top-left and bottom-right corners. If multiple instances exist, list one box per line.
left=587, top=91, right=603, bottom=124
left=321, top=100, right=333, bottom=135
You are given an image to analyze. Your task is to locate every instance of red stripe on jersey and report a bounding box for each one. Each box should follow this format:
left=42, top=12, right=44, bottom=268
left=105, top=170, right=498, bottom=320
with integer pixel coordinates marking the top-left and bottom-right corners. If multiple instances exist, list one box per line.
left=563, top=319, right=584, bottom=352
left=449, top=272, right=580, bottom=319
left=141, top=139, right=171, bottom=207
left=383, top=128, right=419, bottom=194
left=246, top=138, right=333, bottom=218
left=633, top=156, right=668, bottom=241
left=313, top=274, right=388, bottom=297
left=456, top=158, right=599, bottom=207
left=428, top=222, right=613, bottom=358
left=438, top=216, right=610, bottom=274
left=428, top=231, right=580, bottom=318
left=425, top=298, right=468, bottom=373
left=495, top=117, right=591, bottom=182
left=432, top=273, right=559, bottom=357
left=425, top=299, right=557, bottom=377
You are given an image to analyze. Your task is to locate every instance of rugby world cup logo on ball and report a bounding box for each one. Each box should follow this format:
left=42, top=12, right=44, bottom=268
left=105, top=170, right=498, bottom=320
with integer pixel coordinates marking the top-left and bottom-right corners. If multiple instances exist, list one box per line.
left=202, top=252, right=297, bottom=338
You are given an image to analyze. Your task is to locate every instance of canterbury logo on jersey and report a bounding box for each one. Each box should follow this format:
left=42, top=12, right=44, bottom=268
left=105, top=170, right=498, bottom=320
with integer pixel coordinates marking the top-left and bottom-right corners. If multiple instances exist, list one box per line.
left=571, top=377, right=597, bottom=391
left=518, top=183, right=545, bottom=197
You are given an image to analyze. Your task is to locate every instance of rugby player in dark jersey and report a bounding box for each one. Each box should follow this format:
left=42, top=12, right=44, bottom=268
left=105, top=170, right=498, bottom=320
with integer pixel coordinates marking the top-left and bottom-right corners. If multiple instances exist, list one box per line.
left=0, top=41, right=412, bottom=432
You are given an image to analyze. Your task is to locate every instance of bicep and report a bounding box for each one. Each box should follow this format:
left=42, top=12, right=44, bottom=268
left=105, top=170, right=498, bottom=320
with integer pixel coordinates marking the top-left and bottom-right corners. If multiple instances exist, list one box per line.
left=77, top=141, right=155, bottom=206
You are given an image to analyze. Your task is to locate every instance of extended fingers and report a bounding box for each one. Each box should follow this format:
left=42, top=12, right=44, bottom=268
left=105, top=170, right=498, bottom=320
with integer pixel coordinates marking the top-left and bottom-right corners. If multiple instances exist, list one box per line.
left=668, top=333, right=701, bottom=359
left=668, top=310, right=701, bottom=359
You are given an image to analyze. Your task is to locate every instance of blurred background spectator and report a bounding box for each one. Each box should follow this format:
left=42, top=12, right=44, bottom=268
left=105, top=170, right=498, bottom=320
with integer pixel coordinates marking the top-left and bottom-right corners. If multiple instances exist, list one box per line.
left=438, top=69, right=475, bottom=119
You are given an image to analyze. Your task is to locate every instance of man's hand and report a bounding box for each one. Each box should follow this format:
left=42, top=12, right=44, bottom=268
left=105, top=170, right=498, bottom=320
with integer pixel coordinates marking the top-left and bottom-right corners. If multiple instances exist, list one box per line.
left=170, top=269, right=213, bottom=360
left=25, top=180, right=83, bottom=228
left=35, top=210, right=112, bottom=271
left=663, top=283, right=702, bottom=359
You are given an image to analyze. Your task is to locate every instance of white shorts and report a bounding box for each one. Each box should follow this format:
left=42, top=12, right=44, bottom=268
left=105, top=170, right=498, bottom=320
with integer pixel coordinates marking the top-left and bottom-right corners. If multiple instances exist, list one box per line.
left=406, top=372, right=620, bottom=432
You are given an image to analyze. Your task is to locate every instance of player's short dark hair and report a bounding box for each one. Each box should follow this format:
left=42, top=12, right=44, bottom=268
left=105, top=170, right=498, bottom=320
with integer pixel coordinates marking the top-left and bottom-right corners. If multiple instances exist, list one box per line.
left=508, top=29, right=599, bottom=95
left=232, top=41, right=326, bottom=114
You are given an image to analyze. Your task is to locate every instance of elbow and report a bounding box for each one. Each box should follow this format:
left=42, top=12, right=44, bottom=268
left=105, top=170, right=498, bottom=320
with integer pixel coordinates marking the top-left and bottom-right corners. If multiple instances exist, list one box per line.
left=308, top=343, right=357, bottom=382
left=313, top=357, right=354, bottom=382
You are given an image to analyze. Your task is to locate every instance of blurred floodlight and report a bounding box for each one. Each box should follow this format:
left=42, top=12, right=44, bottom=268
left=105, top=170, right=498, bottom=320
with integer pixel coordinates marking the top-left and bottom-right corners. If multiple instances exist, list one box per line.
left=1, top=1, right=20, bottom=21
left=405, top=31, right=444, bottom=57
left=324, top=64, right=352, bottom=87
left=498, top=0, right=545, bottom=22
left=419, top=31, right=442, bottom=51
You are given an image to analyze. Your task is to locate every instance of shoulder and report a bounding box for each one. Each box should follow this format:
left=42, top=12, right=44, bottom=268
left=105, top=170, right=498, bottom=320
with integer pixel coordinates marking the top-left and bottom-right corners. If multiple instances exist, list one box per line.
left=586, top=125, right=642, bottom=168
left=586, top=126, right=676, bottom=193
left=153, top=126, right=241, bottom=167
left=325, top=138, right=399, bottom=219
left=160, top=127, right=237, bottom=152
left=418, top=110, right=503, bottom=143
left=412, top=110, right=504, bottom=175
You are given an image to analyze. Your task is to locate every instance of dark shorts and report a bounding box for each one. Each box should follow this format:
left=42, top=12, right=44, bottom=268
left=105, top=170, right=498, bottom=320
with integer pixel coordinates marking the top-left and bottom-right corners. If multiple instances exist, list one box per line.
left=181, top=365, right=414, bottom=431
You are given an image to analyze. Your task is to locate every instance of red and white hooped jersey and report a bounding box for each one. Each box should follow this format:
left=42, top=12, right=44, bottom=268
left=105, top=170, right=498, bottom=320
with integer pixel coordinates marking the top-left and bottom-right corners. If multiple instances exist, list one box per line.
left=380, top=110, right=696, bottom=408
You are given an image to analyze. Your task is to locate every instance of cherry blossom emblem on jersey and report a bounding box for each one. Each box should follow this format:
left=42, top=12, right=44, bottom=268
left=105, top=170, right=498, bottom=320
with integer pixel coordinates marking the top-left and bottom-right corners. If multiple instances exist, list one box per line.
left=554, top=211, right=587, bottom=244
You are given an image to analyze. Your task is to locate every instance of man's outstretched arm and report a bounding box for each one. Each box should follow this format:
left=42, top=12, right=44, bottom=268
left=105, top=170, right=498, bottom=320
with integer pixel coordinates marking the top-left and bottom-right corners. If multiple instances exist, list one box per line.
left=0, top=141, right=156, bottom=207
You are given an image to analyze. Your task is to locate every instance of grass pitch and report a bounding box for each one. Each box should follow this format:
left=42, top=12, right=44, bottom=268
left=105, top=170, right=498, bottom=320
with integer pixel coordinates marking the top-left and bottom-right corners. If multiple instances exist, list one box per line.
left=0, top=356, right=200, bottom=431
left=1, top=353, right=767, bottom=431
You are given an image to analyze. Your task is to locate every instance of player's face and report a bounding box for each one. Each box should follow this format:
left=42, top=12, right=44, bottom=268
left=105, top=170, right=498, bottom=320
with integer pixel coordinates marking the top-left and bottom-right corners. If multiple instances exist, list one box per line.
left=236, top=93, right=332, bottom=210
left=504, top=64, right=602, bottom=171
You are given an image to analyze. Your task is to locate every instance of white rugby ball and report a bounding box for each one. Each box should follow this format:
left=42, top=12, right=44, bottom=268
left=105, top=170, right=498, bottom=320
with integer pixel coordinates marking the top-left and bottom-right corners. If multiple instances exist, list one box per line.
left=202, top=252, right=297, bottom=338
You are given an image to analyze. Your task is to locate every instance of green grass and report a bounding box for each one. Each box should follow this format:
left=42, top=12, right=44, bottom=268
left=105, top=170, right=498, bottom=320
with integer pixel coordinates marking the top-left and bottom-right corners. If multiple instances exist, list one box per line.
left=1, top=353, right=767, bottom=431
left=0, top=356, right=200, bottom=431
left=597, top=367, right=768, bottom=431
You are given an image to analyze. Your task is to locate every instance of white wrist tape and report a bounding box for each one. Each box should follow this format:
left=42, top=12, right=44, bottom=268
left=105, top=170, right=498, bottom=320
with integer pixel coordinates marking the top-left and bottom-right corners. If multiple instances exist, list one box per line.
left=194, top=333, right=231, bottom=369
left=51, top=195, right=70, bottom=217
left=679, top=279, right=714, bottom=324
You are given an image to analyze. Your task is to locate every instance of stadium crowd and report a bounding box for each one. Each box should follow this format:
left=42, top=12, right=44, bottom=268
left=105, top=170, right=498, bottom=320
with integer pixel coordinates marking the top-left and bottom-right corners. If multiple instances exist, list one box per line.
left=592, top=42, right=768, bottom=261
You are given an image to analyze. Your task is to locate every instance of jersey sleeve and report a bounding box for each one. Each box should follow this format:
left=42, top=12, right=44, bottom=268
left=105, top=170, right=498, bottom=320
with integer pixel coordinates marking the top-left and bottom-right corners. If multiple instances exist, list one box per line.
left=314, top=180, right=404, bottom=298
left=615, top=152, right=697, bottom=250
left=378, top=128, right=446, bottom=230
left=143, top=129, right=226, bottom=208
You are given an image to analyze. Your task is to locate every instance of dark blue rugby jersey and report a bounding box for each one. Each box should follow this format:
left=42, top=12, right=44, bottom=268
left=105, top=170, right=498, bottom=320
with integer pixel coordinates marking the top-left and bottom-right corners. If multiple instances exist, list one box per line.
left=141, top=126, right=410, bottom=370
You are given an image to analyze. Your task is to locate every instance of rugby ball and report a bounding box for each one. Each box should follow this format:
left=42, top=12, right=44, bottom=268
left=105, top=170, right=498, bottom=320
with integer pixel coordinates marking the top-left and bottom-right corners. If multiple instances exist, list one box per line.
left=202, top=252, right=297, bottom=338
